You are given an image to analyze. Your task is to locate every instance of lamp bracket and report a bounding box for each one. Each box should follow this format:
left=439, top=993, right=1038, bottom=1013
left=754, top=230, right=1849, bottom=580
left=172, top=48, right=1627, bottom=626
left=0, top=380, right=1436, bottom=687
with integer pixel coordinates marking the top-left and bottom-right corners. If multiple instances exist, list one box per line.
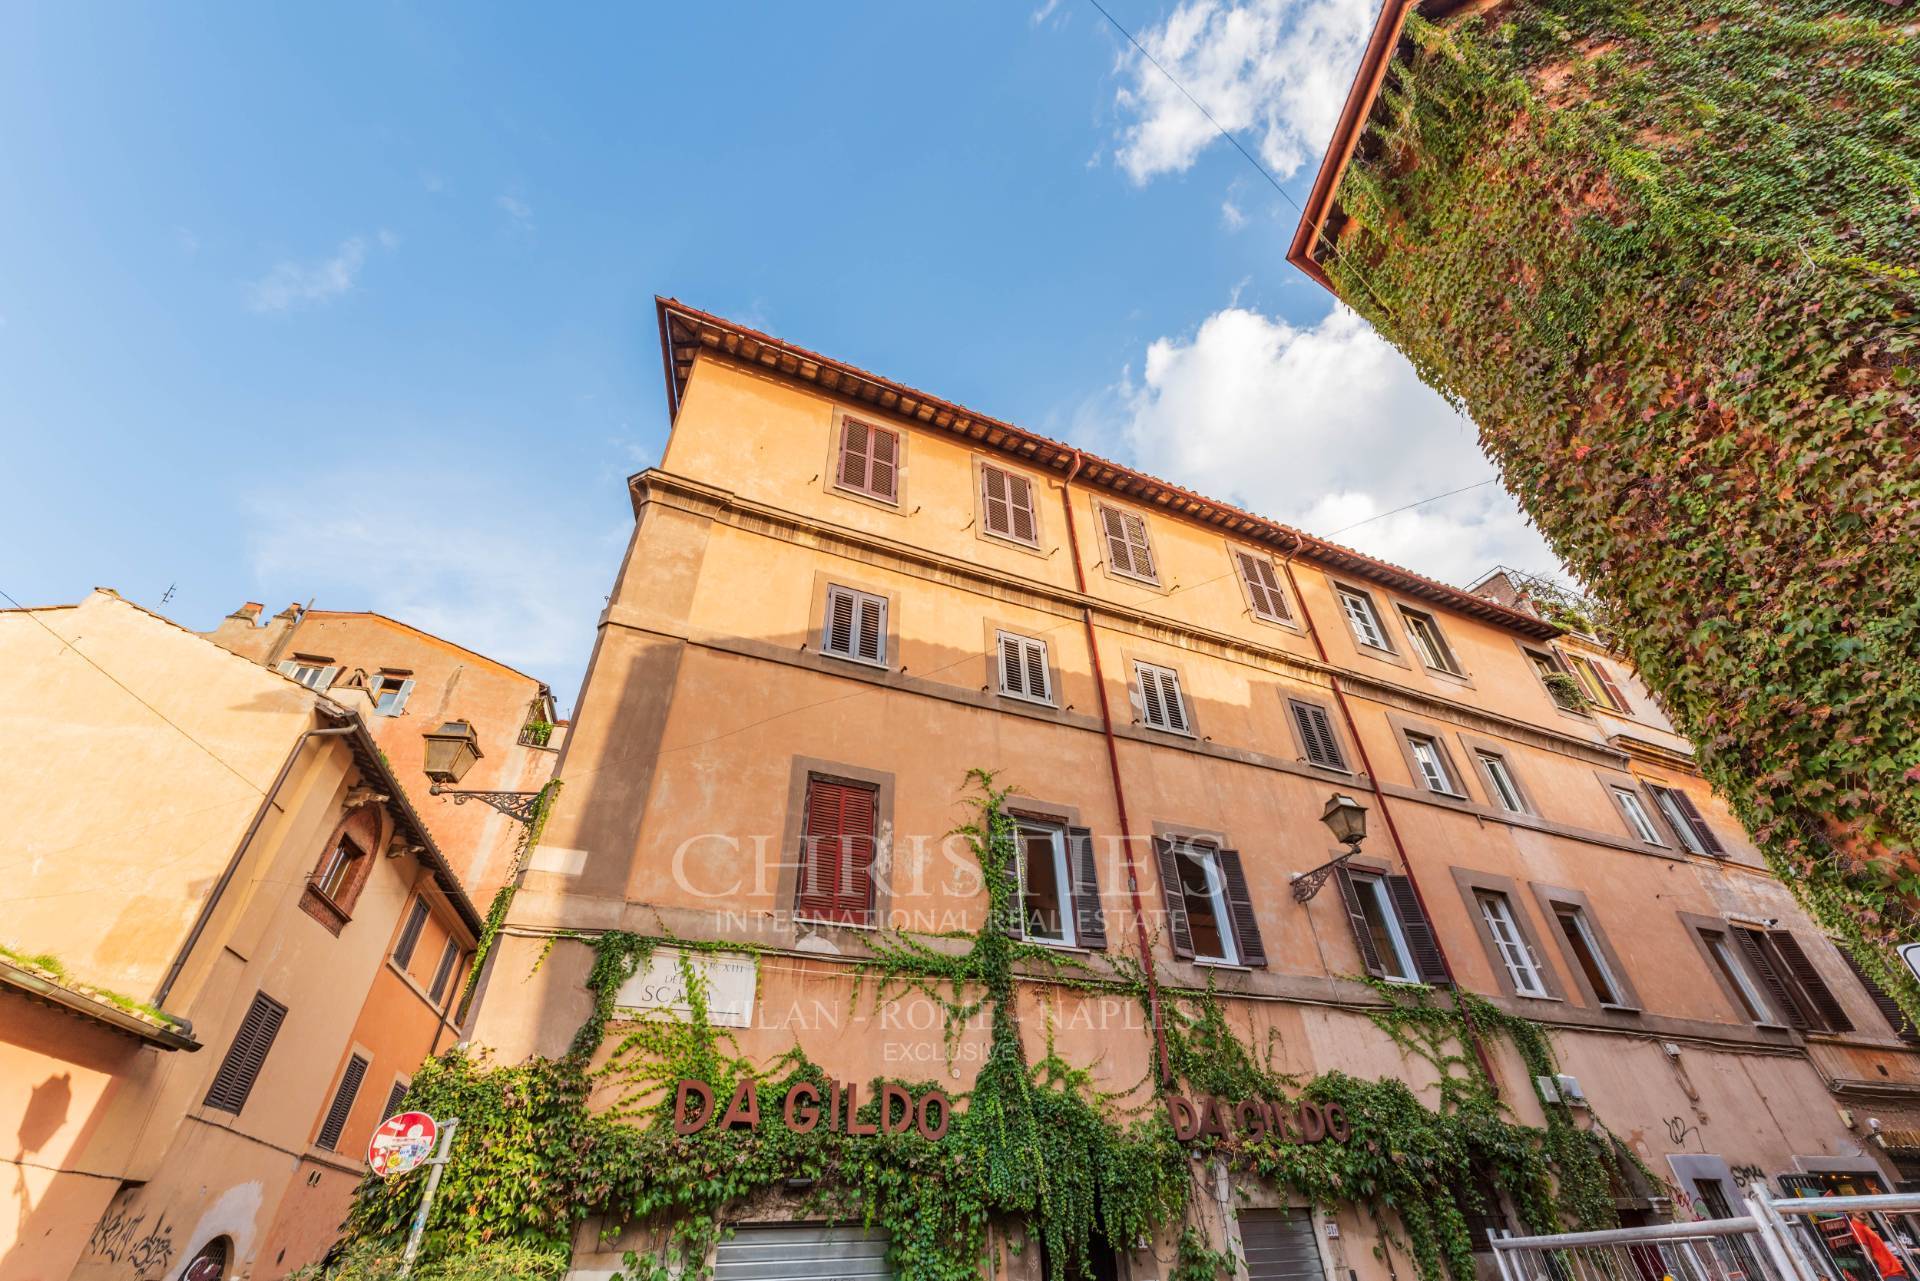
left=1292, top=846, right=1362, bottom=903
left=429, top=784, right=542, bottom=825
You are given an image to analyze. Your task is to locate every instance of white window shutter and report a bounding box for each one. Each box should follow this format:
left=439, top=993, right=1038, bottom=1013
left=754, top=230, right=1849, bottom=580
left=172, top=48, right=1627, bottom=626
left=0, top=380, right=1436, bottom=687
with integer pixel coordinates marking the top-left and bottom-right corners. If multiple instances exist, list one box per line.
left=388, top=679, right=415, bottom=716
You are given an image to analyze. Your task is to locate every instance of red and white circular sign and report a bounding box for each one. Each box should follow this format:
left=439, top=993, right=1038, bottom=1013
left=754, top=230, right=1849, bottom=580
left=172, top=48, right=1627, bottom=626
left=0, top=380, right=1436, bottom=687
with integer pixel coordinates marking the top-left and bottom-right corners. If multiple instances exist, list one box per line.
left=368, top=1111, right=437, bottom=1178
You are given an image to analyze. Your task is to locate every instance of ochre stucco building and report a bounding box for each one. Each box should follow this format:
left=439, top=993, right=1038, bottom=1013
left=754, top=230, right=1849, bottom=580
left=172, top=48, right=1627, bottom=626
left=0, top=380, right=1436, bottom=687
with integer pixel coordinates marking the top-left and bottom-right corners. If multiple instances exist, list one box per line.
left=0, top=591, right=482, bottom=1281
left=465, top=303, right=1920, bottom=1281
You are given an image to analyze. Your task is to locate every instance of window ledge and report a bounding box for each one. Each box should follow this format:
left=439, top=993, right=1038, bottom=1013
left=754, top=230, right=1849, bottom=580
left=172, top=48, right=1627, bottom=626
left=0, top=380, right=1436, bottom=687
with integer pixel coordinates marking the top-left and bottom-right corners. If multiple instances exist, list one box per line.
left=299, top=886, right=351, bottom=937
left=796, top=915, right=879, bottom=932
left=819, top=650, right=889, bottom=671
left=1192, top=958, right=1252, bottom=972
left=999, top=691, right=1056, bottom=709
left=1140, top=723, right=1196, bottom=739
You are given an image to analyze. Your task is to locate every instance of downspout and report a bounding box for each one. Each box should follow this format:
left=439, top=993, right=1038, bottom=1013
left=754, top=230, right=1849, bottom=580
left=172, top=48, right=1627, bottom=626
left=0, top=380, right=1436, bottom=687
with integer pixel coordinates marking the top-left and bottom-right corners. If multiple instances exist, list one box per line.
left=1276, top=533, right=1500, bottom=1086
left=1060, top=450, right=1174, bottom=1085
left=153, top=724, right=356, bottom=1007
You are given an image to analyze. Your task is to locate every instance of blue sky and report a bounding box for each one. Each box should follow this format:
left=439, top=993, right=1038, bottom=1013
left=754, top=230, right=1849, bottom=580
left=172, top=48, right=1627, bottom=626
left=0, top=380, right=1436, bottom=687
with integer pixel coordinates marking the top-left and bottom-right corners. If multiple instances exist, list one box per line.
left=1, top=1, right=1554, bottom=712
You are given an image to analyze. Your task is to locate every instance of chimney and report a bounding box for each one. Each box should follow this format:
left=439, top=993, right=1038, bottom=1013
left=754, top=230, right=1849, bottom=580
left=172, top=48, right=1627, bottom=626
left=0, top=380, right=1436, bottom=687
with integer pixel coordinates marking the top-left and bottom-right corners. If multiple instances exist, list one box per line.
left=226, top=602, right=265, bottom=624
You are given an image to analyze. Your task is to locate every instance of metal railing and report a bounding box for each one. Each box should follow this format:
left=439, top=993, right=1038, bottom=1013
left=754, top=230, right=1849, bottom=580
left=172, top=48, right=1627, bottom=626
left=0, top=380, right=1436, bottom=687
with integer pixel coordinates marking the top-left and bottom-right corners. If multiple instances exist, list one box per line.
left=1492, top=1191, right=1920, bottom=1281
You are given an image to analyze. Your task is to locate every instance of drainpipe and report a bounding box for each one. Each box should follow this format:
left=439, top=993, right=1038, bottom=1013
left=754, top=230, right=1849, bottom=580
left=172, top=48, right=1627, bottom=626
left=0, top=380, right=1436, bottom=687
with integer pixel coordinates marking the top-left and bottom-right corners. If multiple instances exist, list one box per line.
left=1276, top=533, right=1499, bottom=1087
left=153, top=724, right=356, bottom=1007
left=1060, top=450, right=1173, bottom=1085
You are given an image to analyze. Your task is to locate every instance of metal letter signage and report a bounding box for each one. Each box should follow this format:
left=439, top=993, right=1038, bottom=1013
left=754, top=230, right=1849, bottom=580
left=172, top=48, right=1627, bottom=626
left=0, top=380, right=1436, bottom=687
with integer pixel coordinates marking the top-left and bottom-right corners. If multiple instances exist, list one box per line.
left=368, top=1111, right=438, bottom=1179
left=673, top=1078, right=952, bottom=1140
left=1164, top=1094, right=1350, bottom=1148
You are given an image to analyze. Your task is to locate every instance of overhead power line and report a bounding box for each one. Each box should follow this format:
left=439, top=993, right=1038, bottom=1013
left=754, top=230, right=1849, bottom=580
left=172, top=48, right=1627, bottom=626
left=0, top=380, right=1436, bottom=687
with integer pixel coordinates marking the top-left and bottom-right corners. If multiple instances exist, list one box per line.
left=1325, top=478, right=1499, bottom=536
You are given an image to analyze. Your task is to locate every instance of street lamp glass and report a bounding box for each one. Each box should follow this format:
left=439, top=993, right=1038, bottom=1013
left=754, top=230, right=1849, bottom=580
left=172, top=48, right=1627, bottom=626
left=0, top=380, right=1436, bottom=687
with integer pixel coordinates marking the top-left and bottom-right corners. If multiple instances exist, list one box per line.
left=1320, top=793, right=1368, bottom=848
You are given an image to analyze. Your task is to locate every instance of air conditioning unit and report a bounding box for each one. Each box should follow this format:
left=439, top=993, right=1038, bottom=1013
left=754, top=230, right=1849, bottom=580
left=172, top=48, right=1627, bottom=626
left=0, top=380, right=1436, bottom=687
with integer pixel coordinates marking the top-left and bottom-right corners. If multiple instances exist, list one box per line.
left=1535, top=1075, right=1561, bottom=1103
left=1555, top=1074, right=1589, bottom=1106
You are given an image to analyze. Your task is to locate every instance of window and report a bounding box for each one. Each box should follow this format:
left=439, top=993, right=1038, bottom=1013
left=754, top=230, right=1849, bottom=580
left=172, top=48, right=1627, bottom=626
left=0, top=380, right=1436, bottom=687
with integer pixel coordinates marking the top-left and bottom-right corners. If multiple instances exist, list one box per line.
left=821, top=585, right=887, bottom=666
left=1476, top=891, right=1550, bottom=996
left=1477, top=752, right=1526, bottom=814
left=1017, top=822, right=1074, bottom=946
left=384, top=1078, right=411, bottom=1121
left=371, top=672, right=414, bottom=716
left=1098, top=504, right=1158, bottom=584
left=314, top=834, right=368, bottom=903
left=980, top=464, right=1039, bottom=547
left=1399, top=607, right=1463, bottom=675
left=393, top=898, right=430, bottom=968
left=1702, top=929, right=1773, bottom=1023
left=1134, top=662, right=1190, bottom=735
left=1155, top=839, right=1264, bottom=966
left=1336, top=586, right=1391, bottom=651
left=1553, top=905, right=1624, bottom=1006
left=1648, top=784, right=1726, bottom=857
left=1288, top=699, right=1346, bottom=771
left=182, top=1238, right=230, bottom=1281
left=1569, top=655, right=1631, bottom=712
left=1334, top=867, right=1448, bottom=984
left=1233, top=549, right=1292, bottom=624
left=1525, top=649, right=1586, bottom=714
left=1407, top=734, right=1460, bottom=796
left=1836, top=945, right=1920, bottom=1045
left=317, top=1053, right=368, bottom=1151
left=833, top=416, right=900, bottom=504
left=1729, top=926, right=1853, bottom=1032
left=796, top=776, right=879, bottom=924
left=278, top=658, right=338, bottom=691
left=997, top=632, right=1052, bottom=704
left=1611, top=786, right=1665, bottom=845
left=427, top=939, right=462, bottom=1004
left=203, top=991, right=289, bottom=1114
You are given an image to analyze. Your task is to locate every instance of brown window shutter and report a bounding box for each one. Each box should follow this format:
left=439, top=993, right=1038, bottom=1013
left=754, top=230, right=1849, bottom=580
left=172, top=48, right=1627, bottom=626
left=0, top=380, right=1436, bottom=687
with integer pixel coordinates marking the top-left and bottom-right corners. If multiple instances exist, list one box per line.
left=837, top=419, right=872, bottom=492
left=1158, top=670, right=1188, bottom=733
left=1023, top=642, right=1047, bottom=701
left=203, top=991, right=289, bottom=1114
left=1591, top=662, right=1630, bottom=711
left=1770, top=931, right=1853, bottom=1032
left=1836, top=945, right=1920, bottom=1044
left=855, top=594, right=885, bottom=663
left=1101, top=506, right=1135, bottom=577
left=1671, top=790, right=1727, bottom=857
left=1069, top=827, right=1106, bottom=950
left=1153, top=838, right=1194, bottom=960
left=1386, top=875, right=1450, bottom=985
left=1006, top=471, right=1037, bottom=544
left=1215, top=849, right=1266, bottom=967
left=318, top=1053, right=369, bottom=1151
left=383, top=1079, right=410, bottom=1121
left=825, top=587, right=857, bottom=656
left=981, top=465, right=1012, bottom=536
left=1000, top=635, right=1026, bottom=697
left=1137, top=664, right=1165, bottom=728
left=1334, top=867, right=1385, bottom=977
left=392, top=898, right=429, bottom=968
left=799, top=778, right=876, bottom=923
left=1291, top=701, right=1345, bottom=770
left=1122, top=511, right=1155, bottom=580
left=867, top=424, right=899, bottom=500
left=1236, top=552, right=1290, bottom=622
left=1733, top=928, right=1809, bottom=1027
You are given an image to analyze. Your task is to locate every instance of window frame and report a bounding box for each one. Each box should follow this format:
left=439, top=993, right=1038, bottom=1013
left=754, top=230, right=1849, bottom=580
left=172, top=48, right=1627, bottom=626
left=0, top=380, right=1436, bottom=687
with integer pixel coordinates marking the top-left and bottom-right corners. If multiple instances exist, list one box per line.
left=1334, top=583, right=1394, bottom=653
left=1476, top=891, right=1552, bottom=997
left=974, top=458, right=1044, bottom=551
left=790, top=768, right=886, bottom=929
left=426, top=937, right=462, bottom=1004
left=1397, top=605, right=1466, bottom=677
left=392, top=897, right=430, bottom=969
left=1346, top=868, right=1420, bottom=983
left=995, top=630, right=1055, bottom=706
left=1608, top=783, right=1667, bottom=847
left=1285, top=695, right=1350, bottom=773
left=1171, top=841, right=1238, bottom=966
left=1230, top=546, right=1296, bottom=628
left=1520, top=645, right=1591, bottom=717
left=1094, top=500, right=1161, bottom=587
left=1474, top=749, right=1529, bottom=815
left=1013, top=818, right=1076, bottom=948
left=1132, top=660, right=1193, bottom=737
left=1530, top=884, right=1640, bottom=1011
left=819, top=583, right=890, bottom=669
left=827, top=410, right=906, bottom=509
left=1648, top=785, right=1708, bottom=855
left=280, top=657, right=340, bottom=691
left=370, top=671, right=415, bottom=716
left=1453, top=869, right=1563, bottom=1001
left=1689, top=921, right=1780, bottom=1027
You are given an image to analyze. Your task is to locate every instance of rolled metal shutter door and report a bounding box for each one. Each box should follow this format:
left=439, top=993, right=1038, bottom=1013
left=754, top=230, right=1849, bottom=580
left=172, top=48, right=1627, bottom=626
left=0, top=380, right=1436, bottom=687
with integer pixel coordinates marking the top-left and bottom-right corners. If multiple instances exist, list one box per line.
left=713, top=1223, right=893, bottom=1281
left=1240, top=1209, right=1327, bottom=1281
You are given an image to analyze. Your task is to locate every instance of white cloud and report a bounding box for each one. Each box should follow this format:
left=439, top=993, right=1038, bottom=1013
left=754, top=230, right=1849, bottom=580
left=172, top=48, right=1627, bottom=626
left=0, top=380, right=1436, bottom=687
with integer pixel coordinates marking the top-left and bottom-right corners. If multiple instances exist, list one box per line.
left=496, top=193, right=534, bottom=230
left=1115, top=304, right=1561, bottom=588
left=245, top=235, right=392, bottom=313
left=1221, top=197, right=1247, bottom=229
left=1111, top=0, right=1376, bottom=184
left=1031, top=0, right=1062, bottom=25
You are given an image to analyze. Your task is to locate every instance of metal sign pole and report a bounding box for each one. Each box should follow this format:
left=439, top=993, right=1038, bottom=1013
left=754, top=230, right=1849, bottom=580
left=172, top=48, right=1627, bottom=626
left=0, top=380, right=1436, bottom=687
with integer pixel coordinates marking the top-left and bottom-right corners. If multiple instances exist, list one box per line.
left=399, top=1117, right=458, bottom=1279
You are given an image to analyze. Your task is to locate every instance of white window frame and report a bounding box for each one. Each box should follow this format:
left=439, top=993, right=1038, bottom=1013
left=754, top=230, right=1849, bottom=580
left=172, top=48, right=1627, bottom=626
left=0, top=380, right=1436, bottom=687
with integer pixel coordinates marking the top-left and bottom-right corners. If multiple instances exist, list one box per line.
left=1349, top=870, right=1418, bottom=983
left=1400, top=607, right=1462, bottom=675
left=1016, top=820, right=1075, bottom=948
left=1652, top=788, right=1707, bottom=855
left=284, top=661, right=337, bottom=690
left=1134, top=661, right=1192, bottom=736
left=1613, top=787, right=1664, bottom=845
left=1556, top=905, right=1623, bottom=1006
left=1477, top=891, right=1550, bottom=997
left=996, top=631, right=1053, bottom=705
left=821, top=585, right=888, bottom=668
left=1337, top=586, right=1391, bottom=651
left=1478, top=752, right=1525, bottom=813
left=1176, top=844, right=1238, bottom=965
left=1409, top=735, right=1457, bottom=795
left=1706, top=931, right=1773, bottom=1023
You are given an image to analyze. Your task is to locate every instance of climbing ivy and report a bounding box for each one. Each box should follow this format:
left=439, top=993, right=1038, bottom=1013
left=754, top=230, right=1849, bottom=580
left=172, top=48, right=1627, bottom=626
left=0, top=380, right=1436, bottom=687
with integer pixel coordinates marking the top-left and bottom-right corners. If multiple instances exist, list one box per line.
left=458, top=780, right=564, bottom=1014
left=1314, top=0, right=1919, bottom=1006
left=335, top=773, right=1637, bottom=1281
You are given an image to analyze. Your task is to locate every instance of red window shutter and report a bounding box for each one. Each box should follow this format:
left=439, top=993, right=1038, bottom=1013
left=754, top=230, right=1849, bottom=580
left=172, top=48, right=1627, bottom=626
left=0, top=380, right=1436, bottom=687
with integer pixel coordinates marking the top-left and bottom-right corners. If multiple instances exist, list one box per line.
left=1153, top=838, right=1194, bottom=960
left=1591, top=662, right=1630, bottom=712
left=1216, top=848, right=1266, bottom=967
left=1068, top=826, right=1106, bottom=950
left=1671, top=790, right=1727, bottom=857
left=1770, top=931, right=1853, bottom=1033
left=799, top=778, right=877, bottom=923
left=1386, top=875, right=1450, bottom=985
left=1334, top=868, right=1385, bottom=977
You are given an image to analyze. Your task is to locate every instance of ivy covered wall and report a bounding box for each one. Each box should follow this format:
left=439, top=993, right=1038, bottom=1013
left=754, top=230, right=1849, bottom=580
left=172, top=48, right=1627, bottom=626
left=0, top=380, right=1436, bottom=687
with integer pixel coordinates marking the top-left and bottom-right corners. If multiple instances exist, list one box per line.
left=1316, top=0, right=1918, bottom=1003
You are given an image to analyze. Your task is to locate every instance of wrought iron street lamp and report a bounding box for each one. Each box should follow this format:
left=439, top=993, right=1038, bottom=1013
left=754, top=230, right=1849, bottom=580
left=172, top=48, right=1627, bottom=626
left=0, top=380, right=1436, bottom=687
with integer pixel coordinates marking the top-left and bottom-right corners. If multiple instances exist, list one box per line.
left=1291, top=793, right=1369, bottom=903
left=422, top=719, right=543, bottom=825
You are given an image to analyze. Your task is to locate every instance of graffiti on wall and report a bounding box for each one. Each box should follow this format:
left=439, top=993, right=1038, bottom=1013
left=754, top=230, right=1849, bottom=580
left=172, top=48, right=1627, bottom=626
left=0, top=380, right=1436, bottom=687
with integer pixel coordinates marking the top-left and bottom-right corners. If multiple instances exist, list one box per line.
left=86, top=1203, right=175, bottom=1278
left=1666, top=1116, right=1707, bottom=1152
left=1732, top=1164, right=1769, bottom=1188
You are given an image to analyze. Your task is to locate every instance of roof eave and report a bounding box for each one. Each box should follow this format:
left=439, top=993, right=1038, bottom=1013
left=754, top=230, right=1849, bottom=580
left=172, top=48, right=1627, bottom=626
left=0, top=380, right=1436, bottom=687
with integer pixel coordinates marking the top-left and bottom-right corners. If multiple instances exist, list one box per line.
left=0, top=961, right=200, bottom=1051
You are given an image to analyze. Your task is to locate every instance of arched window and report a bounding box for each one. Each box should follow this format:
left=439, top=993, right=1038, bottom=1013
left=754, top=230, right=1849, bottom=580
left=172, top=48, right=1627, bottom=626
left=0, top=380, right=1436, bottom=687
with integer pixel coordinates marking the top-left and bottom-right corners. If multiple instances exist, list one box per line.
left=183, top=1236, right=231, bottom=1281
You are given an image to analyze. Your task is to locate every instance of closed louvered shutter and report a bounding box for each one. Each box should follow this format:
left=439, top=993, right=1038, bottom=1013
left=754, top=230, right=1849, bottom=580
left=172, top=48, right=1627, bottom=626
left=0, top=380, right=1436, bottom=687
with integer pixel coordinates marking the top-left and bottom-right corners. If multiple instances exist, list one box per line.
left=1770, top=931, right=1852, bottom=1032
left=1137, top=663, right=1189, bottom=733
left=1154, top=838, right=1194, bottom=960
left=798, top=778, right=877, bottom=923
left=393, top=898, right=429, bottom=968
left=1733, top=928, right=1810, bottom=1028
left=1836, top=945, right=1920, bottom=1044
left=1068, top=827, right=1106, bottom=950
left=1241, top=1209, right=1326, bottom=1281
left=1334, top=867, right=1385, bottom=977
left=1590, top=661, right=1630, bottom=712
left=1290, top=701, right=1345, bottom=770
left=204, top=992, right=288, bottom=1114
left=714, top=1223, right=893, bottom=1281
left=981, top=465, right=1038, bottom=545
left=1216, top=848, right=1266, bottom=967
left=318, top=1054, right=369, bottom=1151
left=384, top=1079, right=410, bottom=1121
left=1669, top=790, right=1727, bottom=857
left=1386, top=875, right=1450, bottom=985
left=836, top=419, right=900, bottom=502
left=1101, top=506, right=1156, bottom=581
left=998, top=634, right=1050, bottom=702
left=1235, top=551, right=1291, bottom=622
left=823, top=587, right=887, bottom=665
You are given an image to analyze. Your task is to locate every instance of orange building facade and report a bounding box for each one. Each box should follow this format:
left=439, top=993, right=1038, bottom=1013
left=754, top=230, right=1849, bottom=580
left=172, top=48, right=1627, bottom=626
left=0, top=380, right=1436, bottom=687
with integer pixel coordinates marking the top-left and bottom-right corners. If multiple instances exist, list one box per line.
left=464, top=303, right=1920, bottom=1281
left=0, top=591, right=482, bottom=1281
